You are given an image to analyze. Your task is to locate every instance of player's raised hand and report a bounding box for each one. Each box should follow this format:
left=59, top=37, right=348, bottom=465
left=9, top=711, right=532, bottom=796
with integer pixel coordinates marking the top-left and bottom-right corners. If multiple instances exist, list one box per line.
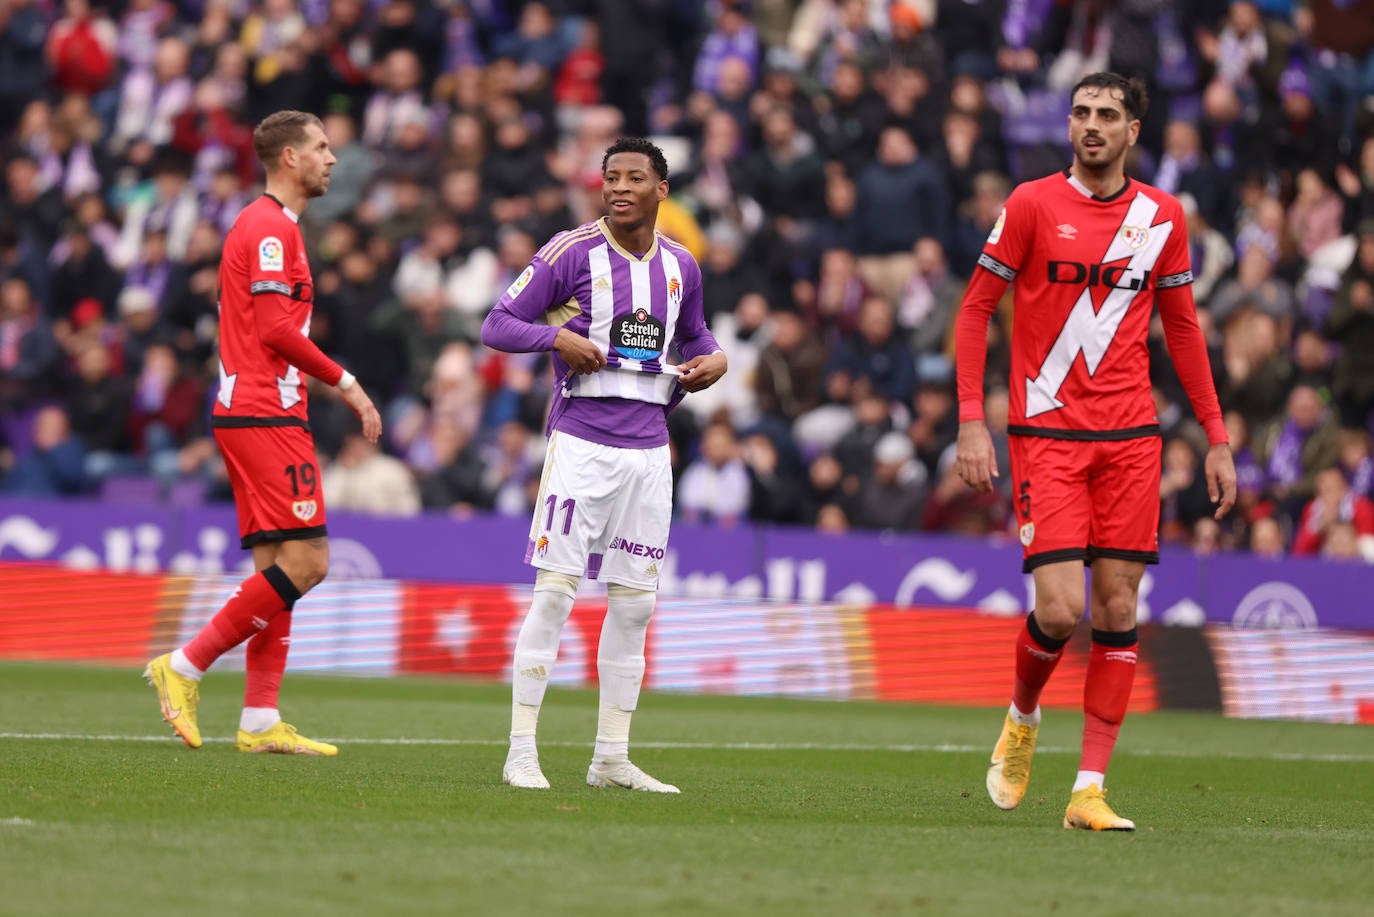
left=554, top=327, right=606, bottom=374
left=341, top=382, right=382, bottom=444
left=678, top=351, right=728, bottom=392
left=955, top=420, right=999, bottom=494
left=1205, top=442, right=1237, bottom=519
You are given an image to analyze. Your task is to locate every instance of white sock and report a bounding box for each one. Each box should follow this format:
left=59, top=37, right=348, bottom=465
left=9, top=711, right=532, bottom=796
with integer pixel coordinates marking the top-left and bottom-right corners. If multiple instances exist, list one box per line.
left=169, top=648, right=204, bottom=681
left=508, top=733, right=536, bottom=760
left=1073, top=770, right=1106, bottom=792
left=593, top=584, right=654, bottom=763
left=1009, top=702, right=1041, bottom=727
left=594, top=704, right=632, bottom=761
left=509, top=702, right=539, bottom=758
left=239, top=707, right=280, bottom=733
left=509, top=571, right=577, bottom=724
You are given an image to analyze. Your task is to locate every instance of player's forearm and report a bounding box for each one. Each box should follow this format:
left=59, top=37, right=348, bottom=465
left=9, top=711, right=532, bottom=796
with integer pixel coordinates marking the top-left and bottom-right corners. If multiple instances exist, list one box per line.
left=954, top=269, right=1006, bottom=422
left=480, top=306, right=559, bottom=354
left=1158, top=286, right=1227, bottom=445
left=253, top=297, right=344, bottom=385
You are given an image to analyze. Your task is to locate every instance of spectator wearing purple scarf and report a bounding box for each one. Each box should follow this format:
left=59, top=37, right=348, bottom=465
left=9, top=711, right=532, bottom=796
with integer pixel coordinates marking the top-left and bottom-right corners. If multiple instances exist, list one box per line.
left=692, top=0, right=760, bottom=95
left=1255, top=384, right=1341, bottom=515
left=122, top=228, right=173, bottom=311
left=1338, top=427, right=1374, bottom=499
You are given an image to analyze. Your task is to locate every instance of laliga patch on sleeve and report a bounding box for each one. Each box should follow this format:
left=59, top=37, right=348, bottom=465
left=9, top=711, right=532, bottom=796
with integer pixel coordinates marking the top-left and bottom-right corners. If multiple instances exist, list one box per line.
left=986, top=209, right=1006, bottom=245
left=259, top=236, right=284, bottom=271
left=506, top=265, right=535, bottom=299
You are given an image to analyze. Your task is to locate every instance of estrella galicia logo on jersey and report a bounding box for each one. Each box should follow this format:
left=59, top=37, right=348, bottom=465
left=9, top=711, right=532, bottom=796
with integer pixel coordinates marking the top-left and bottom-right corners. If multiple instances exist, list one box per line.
left=611, top=309, right=665, bottom=361
left=609, top=537, right=665, bottom=560
left=1046, top=261, right=1152, bottom=291
left=667, top=276, right=681, bottom=305
left=259, top=237, right=284, bottom=271
left=291, top=499, right=317, bottom=522
left=987, top=209, right=1006, bottom=244
left=506, top=265, right=535, bottom=299
left=1120, top=225, right=1150, bottom=250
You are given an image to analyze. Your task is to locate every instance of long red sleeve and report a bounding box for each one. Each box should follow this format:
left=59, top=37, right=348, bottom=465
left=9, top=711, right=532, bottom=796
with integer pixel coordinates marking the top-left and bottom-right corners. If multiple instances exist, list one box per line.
left=252, top=293, right=344, bottom=386
left=1156, top=285, right=1228, bottom=445
left=955, top=267, right=1011, bottom=423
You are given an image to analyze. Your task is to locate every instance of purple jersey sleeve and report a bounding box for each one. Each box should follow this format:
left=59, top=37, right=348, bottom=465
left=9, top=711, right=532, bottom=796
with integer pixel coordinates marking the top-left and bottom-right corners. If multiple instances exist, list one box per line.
left=479, top=257, right=564, bottom=354
left=671, top=257, right=721, bottom=360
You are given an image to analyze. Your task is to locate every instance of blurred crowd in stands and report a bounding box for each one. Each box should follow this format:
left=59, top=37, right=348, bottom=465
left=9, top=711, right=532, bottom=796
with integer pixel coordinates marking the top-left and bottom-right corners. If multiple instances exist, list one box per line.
left=2, top=0, right=1374, bottom=561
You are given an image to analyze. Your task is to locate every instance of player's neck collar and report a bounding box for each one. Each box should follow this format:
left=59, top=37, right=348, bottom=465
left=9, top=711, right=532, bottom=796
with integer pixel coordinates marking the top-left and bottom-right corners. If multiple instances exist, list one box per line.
left=263, top=193, right=300, bottom=224
left=598, top=217, right=659, bottom=262
left=1063, top=169, right=1130, bottom=203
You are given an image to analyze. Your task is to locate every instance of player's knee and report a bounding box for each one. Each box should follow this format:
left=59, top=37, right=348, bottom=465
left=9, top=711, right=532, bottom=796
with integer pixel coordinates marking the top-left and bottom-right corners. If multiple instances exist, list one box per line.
left=520, top=571, right=579, bottom=647
left=534, top=569, right=580, bottom=599
left=1033, top=595, right=1084, bottom=639
left=1095, top=592, right=1138, bottom=630
left=606, top=582, right=656, bottom=630
left=276, top=539, right=329, bottom=593
left=300, top=550, right=329, bottom=590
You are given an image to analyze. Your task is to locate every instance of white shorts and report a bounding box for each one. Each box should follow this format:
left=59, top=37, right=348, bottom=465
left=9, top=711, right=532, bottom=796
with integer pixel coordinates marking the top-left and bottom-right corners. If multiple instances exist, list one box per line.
left=524, top=431, right=672, bottom=590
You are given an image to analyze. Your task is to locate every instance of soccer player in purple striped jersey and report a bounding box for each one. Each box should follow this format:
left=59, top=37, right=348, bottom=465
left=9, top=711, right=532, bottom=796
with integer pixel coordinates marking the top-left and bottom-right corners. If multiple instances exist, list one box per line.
left=481, top=137, right=727, bottom=792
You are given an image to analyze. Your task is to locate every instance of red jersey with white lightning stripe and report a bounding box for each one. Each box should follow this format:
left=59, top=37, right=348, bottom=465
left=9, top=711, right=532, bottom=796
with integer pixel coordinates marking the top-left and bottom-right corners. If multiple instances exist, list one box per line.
left=957, top=171, right=1224, bottom=443
left=213, top=195, right=341, bottom=425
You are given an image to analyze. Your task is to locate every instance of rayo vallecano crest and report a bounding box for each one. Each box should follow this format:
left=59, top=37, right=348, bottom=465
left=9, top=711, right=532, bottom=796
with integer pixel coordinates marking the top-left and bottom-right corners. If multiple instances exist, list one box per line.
left=1120, top=225, right=1150, bottom=250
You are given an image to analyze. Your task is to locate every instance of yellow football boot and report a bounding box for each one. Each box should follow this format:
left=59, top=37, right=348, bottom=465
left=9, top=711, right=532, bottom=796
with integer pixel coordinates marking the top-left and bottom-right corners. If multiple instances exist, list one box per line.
left=143, top=654, right=202, bottom=749
left=987, top=713, right=1038, bottom=810
left=236, top=722, right=338, bottom=756
left=1063, top=784, right=1136, bottom=831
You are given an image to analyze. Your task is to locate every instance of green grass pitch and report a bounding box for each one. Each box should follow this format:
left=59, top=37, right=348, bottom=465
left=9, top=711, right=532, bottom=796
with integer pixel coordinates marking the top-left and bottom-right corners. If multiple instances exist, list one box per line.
left=1, top=661, right=1372, bottom=916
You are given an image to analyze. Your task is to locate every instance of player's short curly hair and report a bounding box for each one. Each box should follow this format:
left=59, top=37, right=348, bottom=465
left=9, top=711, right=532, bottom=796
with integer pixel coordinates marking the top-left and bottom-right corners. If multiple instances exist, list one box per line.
left=253, top=110, right=324, bottom=171
left=601, top=137, right=669, bottom=182
left=1070, top=72, right=1150, bottom=122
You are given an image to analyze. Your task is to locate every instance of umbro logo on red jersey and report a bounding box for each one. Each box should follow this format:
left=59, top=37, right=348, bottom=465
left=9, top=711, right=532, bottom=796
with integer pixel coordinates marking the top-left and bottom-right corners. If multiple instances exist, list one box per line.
left=1056, top=223, right=1078, bottom=239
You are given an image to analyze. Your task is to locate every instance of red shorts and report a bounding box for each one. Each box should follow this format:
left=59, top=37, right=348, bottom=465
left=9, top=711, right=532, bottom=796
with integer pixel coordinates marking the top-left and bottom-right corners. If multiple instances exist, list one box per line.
left=214, top=424, right=328, bottom=549
left=1008, top=434, right=1161, bottom=573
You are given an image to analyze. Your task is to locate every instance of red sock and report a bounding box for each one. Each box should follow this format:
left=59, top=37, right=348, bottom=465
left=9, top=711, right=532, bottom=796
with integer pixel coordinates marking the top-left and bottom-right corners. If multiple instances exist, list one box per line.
left=244, top=611, right=292, bottom=710
left=1081, top=630, right=1139, bottom=774
left=182, top=566, right=301, bottom=672
left=1012, top=612, right=1068, bottom=715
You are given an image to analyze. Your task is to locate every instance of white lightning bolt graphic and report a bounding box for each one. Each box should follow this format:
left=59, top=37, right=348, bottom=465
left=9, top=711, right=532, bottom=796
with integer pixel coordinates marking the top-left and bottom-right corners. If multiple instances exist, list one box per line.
left=1025, top=192, right=1173, bottom=418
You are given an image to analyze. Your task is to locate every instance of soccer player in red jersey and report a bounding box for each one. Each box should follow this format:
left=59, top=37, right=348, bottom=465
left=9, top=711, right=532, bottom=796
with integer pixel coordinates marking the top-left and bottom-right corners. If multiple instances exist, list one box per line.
left=954, top=73, right=1238, bottom=830
left=143, top=111, right=382, bottom=755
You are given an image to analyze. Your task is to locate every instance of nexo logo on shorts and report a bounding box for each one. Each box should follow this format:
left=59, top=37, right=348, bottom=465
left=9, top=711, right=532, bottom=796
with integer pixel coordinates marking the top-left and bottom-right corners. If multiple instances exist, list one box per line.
left=609, top=537, right=665, bottom=560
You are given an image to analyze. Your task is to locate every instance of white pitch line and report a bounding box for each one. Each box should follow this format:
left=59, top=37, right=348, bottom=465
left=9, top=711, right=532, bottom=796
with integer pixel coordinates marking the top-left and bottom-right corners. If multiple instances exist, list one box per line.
left=0, top=732, right=1370, bottom=762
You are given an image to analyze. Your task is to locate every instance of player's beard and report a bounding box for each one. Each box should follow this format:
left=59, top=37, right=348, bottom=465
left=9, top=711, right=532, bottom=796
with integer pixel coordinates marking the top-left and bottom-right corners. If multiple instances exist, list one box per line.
left=1074, top=137, right=1121, bottom=172
left=307, top=172, right=330, bottom=198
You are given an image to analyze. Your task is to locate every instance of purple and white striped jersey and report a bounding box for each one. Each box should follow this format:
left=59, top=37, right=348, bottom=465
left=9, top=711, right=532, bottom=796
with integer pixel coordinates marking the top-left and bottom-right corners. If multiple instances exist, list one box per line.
left=481, top=217, right=722, bottom=449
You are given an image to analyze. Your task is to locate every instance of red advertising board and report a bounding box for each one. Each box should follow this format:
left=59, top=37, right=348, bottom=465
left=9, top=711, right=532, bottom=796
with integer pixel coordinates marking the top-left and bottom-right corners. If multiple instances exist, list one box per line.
left=863, top=607, right=1160, bottom=712
left=0, top=563, right=170, bottom=663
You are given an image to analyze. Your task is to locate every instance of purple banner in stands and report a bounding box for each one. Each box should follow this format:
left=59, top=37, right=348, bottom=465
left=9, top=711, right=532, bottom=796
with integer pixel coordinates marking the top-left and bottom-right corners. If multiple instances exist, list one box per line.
left=0, top=497, right=178, bottom=571
left=1, top=497, right=1371, bottom=632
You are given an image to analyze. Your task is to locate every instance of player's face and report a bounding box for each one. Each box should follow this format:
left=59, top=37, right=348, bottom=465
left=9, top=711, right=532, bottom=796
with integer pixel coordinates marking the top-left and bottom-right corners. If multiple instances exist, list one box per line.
left=602, top=152, right=667, bottom=230
left=1068, top=86, right=1138, bottom=173
left=293, top=123, right=336, bottom=198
